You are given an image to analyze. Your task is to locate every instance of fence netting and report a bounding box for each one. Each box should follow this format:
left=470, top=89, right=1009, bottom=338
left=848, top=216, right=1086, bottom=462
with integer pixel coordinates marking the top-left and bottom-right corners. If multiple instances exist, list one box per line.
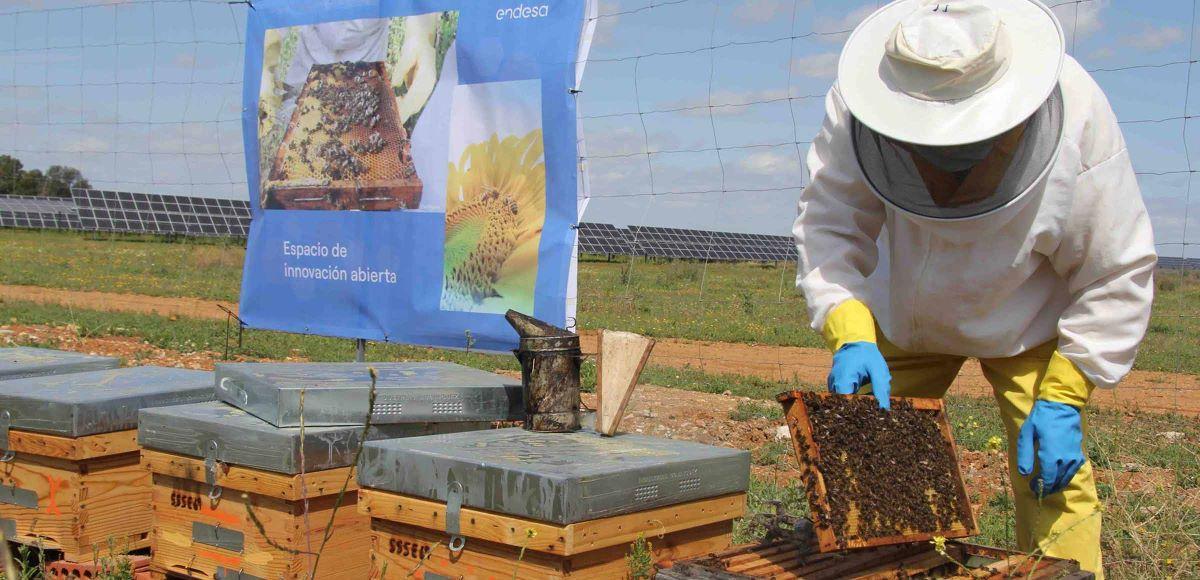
left=0, top=0, right=1195, bottom=416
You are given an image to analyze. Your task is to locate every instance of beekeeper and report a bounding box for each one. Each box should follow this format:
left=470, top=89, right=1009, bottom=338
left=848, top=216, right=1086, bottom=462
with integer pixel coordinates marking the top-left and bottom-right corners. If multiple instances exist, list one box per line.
left=794, top=0, right=1155, bottom=575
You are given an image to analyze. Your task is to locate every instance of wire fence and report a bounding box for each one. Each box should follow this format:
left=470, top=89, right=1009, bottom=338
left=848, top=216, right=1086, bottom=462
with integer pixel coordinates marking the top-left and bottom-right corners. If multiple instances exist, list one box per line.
left=0, top=0, right=1196, bottom=416
left=0, top=3, right=1198, bottom=577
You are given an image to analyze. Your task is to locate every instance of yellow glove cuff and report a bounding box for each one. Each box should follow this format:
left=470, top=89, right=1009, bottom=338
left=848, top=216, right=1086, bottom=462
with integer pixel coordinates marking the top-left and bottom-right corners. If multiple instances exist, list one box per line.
left=822, top=299, right=877, bottom=352
left=1038, top=351, right=1095, bottom=408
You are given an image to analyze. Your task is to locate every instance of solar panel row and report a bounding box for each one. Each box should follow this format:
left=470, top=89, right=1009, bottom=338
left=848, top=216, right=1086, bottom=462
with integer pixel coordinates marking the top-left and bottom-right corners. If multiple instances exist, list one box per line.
left=578, top=223, right=798, bottom=262
left=0, top=190, right=1193, bottom=269
left=72, top=189, right=251, bottom=237
left=0, top=210, right=82, bottom=230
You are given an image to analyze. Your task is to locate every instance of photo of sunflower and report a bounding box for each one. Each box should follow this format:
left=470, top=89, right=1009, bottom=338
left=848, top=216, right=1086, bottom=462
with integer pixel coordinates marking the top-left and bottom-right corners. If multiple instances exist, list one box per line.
left=441, top=129, right=546, bottom=313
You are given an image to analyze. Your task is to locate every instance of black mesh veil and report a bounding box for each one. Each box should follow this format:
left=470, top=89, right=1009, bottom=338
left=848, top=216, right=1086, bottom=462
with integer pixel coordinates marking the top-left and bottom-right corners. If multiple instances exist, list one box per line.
left=850, top=86, right=1064, bottom=220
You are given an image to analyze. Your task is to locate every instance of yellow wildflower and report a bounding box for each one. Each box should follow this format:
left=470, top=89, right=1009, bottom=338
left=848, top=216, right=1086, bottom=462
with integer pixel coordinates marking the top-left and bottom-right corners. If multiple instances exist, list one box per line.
left=931, top=536, right=947, bottom=556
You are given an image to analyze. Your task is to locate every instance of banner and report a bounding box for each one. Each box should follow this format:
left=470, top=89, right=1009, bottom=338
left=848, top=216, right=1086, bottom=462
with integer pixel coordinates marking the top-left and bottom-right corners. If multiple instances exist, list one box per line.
left=240, top=0, right=589, bottom=351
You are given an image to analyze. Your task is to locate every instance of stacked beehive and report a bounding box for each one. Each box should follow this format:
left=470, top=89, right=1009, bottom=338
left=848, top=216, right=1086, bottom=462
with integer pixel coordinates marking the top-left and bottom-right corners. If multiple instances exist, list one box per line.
left=138, top=361, right=525, bottom=579
left=0, top=349, right=214, bottom=561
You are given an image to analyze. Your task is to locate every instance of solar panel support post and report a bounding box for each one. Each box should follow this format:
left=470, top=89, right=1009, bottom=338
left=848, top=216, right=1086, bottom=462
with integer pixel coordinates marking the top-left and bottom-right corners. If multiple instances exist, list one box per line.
left=356, top=338, right=367, bottom=363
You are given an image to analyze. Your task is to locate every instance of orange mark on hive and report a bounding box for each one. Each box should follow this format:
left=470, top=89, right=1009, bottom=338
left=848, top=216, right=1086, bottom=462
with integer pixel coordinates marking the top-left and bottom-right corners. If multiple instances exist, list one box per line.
left=194, top=546, right=243, bottom=569
left=200, top=503, right=240, bottom=526
left=43, top=474, right=64, bottom=515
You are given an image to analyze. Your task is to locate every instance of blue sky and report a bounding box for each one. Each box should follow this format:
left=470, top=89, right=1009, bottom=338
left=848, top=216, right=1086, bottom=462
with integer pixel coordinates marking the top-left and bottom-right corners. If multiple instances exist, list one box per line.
left=0, top=0, right=1197, bottom=257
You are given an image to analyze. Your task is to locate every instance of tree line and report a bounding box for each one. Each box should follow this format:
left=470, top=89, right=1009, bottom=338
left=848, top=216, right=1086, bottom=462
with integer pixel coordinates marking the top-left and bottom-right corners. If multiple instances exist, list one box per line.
left=0, top=155, right=91, bottom=198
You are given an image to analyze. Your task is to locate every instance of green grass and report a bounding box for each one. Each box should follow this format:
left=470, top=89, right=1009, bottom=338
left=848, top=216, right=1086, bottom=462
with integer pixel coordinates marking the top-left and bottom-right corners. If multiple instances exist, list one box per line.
left=751, top=441, right=792, bottom=467
left=729, top=401, right=785, bottom=422
left=734, top=476, right=810, bottom=544
left=2, top=229, right=1197, bottom=374
left=0, top=298, right=810, bottom=399
left=0, top=229, right=244, bottom=301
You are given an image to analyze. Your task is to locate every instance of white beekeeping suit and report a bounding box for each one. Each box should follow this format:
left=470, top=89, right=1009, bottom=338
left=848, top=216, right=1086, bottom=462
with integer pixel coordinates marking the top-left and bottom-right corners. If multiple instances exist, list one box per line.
left=278, top=19, right=390, bottom=124
left=792, top=1, right=1155, bottom=576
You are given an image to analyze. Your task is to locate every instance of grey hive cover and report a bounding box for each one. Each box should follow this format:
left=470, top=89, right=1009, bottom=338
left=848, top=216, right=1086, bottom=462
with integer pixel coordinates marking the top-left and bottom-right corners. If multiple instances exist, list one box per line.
left=358, top=428, right=751, bottom=524
left=0, top=366, right=213, bottom=437
left=139, top=401, right=495, bottom=474
left=215, top=361, right=523, bottom=427
left=0, top=346, right=120, bottom=381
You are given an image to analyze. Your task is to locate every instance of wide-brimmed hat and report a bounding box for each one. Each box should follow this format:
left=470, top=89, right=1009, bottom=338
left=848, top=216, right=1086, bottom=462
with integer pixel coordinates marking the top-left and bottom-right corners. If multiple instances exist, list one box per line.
left=838, top=0, right=1064, bottom=147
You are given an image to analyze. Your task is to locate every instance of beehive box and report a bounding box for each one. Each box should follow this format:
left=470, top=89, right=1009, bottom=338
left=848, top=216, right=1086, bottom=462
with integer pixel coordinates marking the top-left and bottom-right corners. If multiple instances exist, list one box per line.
left=655, top=539, right=1091, bottom=579
left=265, top=61, right=421, bottom=211
left=777, top=391, right=977, bottom=552
left=0, top=366, right=213, bottom=561
left=0, top=346, right=119, bottom=381
left=139, top=401, right=496, bottom=579
left=215, top=361, right=524, bottom=427
left=357, top=428, right=751, bottom=579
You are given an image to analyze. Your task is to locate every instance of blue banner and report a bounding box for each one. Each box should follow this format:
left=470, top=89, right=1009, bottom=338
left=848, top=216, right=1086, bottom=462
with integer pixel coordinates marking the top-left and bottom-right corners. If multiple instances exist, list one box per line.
left=240, top=0, right=586, bottom=351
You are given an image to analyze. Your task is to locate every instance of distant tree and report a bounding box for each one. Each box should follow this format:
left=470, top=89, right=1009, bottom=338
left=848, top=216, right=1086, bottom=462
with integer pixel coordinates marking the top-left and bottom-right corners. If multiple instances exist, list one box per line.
left=42, top=165, right=91, bottom=197
left=0, top=155, right=23, bottom=195
left=0, top=155, right=91, bottom=198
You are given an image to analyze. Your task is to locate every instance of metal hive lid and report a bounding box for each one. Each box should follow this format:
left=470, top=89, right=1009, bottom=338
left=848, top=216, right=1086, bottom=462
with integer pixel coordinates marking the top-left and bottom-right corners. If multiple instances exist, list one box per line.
left=357, top=428, right=751, bottom=525
left=215, top=361, right=524, bottom=427
left=138, top=401, right=495, bottom=474
left=0, top=346, right=120, bottom=381
left=0, top=366, right=214, bottom=437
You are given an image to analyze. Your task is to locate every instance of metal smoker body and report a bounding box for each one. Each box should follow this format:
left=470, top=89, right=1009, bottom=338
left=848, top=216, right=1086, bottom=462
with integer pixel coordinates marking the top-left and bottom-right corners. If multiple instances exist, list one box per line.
left=505, top=310, right=581, bottom=432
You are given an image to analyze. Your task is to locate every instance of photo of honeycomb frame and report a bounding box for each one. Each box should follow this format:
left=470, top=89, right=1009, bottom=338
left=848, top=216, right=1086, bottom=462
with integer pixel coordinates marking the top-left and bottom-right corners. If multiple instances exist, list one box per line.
left=257, top=13, right=458, bottom=211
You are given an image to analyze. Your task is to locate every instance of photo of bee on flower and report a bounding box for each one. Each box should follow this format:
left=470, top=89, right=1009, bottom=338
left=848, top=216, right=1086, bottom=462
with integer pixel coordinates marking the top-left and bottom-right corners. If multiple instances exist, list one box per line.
left=439, top=77, right=547, bottom=315
left=257, top=13, right=458, bottom=211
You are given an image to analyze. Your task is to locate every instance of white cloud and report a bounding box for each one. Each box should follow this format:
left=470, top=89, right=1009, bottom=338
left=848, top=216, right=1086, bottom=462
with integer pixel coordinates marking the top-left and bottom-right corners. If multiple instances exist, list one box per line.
left=1120, top=24, right=1186, bottom=52
left=173, top=53, right=197, bottom=68
left=591, top=0, right=620, bottom=47
left=1053, top=0, right=1106, bottom=46
left=1088, top=46, right=1116, bottom=60
left=739, top=150, right=792, bottom=176
left=661, top=88, right=789, bottom=118
left=592, top=13, right=618, bottom=47
left=731, top=0, right=791, bottom=26
left=791, top=52, right=839, bottom=79
left=813, top=4, right=877, bottom=41
left=584, top=126, right=644, bottom=157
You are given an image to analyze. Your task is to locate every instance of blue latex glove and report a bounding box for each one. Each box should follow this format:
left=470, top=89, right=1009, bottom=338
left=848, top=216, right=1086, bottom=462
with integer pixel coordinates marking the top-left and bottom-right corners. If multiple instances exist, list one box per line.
left=827, top=341, right=892, bottom=410
left=1017, top=400, right=1085, bottom=497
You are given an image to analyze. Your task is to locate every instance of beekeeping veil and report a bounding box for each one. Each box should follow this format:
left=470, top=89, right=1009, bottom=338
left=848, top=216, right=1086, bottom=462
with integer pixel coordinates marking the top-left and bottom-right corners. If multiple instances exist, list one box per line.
left=836, top=0, right=1065, bottom=220
left=851, top=87, right=1062, bottom=219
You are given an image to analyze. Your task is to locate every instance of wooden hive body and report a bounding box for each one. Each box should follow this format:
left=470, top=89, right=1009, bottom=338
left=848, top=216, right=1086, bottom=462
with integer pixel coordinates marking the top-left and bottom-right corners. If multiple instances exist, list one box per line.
left=0, top=366, right=213, bottom=562
left=357, top=428, right=752, bottom=579
left=144, top=450, right=367, bottom=580
left=360, top=488, right=746, bottom=579
left=139, top=398, right=500, bottom=579
left=656, top=539, right=1091, bottom=579
left=0, top=430, right=150, bottom=561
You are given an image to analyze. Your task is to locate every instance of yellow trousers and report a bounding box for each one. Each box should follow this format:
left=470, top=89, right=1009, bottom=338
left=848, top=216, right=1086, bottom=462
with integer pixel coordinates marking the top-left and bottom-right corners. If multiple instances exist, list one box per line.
left=874, top=334, right=1104, bottom=577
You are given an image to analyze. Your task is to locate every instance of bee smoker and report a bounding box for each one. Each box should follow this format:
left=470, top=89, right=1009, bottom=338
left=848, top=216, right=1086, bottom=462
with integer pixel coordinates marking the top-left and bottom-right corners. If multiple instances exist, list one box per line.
left=505, top=310, right=581, bottom=432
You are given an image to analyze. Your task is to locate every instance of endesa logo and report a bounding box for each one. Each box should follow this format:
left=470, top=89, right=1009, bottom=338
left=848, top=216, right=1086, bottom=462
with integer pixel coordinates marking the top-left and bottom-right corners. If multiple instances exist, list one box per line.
left=496, top=3, right=550, bottom=20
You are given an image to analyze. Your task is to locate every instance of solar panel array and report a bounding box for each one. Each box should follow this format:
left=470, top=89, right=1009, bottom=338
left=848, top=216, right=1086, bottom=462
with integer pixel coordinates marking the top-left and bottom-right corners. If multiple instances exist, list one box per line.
left=72, top=190, right=252, bottom=237
left=576, top=223, right=798, bottom=262
left=0, top=191, right=1196, bottom=268
left=575, top=222, right=633, bottom=255
left=0, top=195, right=82, bottom=230
left=1158, top=256, right=1200, bottom=270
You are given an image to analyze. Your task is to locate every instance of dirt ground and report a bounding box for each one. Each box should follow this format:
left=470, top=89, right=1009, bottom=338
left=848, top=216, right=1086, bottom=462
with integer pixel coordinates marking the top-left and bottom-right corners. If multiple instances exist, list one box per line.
left=2, top=283, right=1198, bottom=415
